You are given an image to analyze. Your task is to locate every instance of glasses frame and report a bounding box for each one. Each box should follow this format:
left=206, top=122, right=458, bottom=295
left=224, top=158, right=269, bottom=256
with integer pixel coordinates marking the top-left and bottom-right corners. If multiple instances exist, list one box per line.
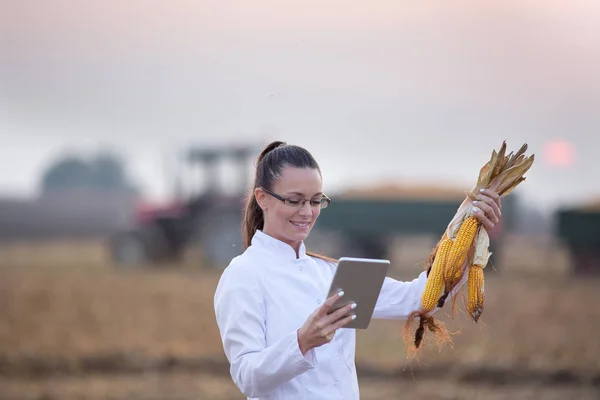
left=260, top=187, right=331, bottom=209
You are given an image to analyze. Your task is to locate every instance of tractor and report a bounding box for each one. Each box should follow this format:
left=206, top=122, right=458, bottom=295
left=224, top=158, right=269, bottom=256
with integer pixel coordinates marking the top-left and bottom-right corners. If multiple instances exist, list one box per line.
left=108, top=143, right=260, bottom=268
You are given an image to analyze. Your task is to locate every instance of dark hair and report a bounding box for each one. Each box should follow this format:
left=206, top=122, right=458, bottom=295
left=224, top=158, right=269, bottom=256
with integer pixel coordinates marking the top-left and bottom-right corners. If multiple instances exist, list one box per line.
left=242, top=141, right=337, bottom=263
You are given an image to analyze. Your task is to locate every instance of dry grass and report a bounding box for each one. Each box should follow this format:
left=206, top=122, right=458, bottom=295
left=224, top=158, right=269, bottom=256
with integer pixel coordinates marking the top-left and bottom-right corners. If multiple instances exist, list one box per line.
left=2, top=372, right=599, bottom=400
left=0, top=253, right=222, bottom=361
left=1, top=238, right=599, bottom=400
left=356, top=274, right=600, bottom=372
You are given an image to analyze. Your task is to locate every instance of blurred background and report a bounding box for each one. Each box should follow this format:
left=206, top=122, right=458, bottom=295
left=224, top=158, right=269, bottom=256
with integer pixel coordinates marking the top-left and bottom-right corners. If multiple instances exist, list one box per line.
left=1, top=1, right=599, bottom=399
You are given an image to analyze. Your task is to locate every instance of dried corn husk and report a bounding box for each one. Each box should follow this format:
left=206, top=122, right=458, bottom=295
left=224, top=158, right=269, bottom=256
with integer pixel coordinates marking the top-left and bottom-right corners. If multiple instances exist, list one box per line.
left=403, top=141, right=534, bottom=357
left=472, top=226, right=491, bottom=268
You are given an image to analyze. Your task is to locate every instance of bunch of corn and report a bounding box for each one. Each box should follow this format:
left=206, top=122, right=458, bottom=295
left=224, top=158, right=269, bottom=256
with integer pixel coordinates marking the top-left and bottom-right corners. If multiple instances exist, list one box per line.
left=404, top=141, right=535, bottom=353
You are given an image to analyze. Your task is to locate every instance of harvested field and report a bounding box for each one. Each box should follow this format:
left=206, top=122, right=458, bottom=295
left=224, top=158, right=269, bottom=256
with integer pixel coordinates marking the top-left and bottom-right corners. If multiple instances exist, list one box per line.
left=1, top=239, right=599, bottom=399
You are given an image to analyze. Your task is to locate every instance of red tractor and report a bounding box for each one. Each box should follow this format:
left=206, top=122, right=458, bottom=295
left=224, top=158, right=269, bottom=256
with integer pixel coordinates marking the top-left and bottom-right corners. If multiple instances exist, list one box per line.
left=108, top=143, right=260, bottom=268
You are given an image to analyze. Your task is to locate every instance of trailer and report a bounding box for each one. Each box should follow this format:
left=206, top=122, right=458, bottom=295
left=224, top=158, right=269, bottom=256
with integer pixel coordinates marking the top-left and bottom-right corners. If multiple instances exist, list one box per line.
left=306, top=187, right=517, bottom=267
left=555, top=203, right=600, bottom=275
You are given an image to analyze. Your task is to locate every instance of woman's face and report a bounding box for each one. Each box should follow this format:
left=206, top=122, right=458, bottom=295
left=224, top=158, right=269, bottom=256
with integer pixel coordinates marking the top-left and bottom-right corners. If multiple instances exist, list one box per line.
left=256, top=166, right=324, bottom=253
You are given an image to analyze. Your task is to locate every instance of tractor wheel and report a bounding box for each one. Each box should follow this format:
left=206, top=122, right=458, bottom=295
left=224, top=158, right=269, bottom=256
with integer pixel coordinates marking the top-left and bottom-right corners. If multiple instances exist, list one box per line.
left=110, top=231, right=147, bottom=267
left=109, top=224, right=170, bottom=268
left=194, top=210, right=244, bottom=269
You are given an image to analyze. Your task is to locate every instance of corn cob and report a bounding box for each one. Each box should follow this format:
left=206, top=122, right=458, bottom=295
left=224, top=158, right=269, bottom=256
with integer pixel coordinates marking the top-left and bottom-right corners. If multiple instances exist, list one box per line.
left=420, top=236, right=452, bottom=312
left=468, top=264, right=485, bottom=322
left=443, top=216, right=479, bottom=291
left=466, top=225, right=491, bottom=322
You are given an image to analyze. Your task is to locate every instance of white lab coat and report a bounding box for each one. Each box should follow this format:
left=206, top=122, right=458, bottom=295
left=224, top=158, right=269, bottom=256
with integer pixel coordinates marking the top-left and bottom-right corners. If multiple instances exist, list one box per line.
left=214, top=230, right=459, bottom=399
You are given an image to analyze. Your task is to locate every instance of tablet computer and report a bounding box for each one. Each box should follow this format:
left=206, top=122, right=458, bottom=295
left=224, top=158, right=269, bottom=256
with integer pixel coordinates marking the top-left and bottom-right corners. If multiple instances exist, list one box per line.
left=326, top=257, right=390, bottom=329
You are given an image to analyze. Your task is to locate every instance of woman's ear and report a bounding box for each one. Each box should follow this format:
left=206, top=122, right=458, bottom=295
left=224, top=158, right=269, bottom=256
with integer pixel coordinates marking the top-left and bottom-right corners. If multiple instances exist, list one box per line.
left=254, top=188, right=268, bottom=211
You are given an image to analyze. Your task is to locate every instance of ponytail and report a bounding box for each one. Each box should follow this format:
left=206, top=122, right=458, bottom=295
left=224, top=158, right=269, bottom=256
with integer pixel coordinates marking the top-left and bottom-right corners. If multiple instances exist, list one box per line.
left=242, top=194, right=263, bottom=249
left=242, top=141, right=285, bottom=248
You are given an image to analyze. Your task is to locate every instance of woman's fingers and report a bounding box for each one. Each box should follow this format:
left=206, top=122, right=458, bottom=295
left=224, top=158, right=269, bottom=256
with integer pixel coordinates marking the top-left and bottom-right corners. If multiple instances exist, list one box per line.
left=318, top=303, right=357, bottom=343
left=312, top=293, right=358, bottom=345
left=473, top=199, right=499, bottom=223
left=480, top=193, right=502, bottom=220
left=332, top=313, right=356, bottom=330
left=325, top=302, right=356, bottom=325
left=300, top=293, right=357, bottom=351
left=322, top=314, right=356, bottom=341
left=472, top=206, right=495, bottom=231
left=319, top=290, right=345, bottom=317
left=479, top=188, right=501, bottom=208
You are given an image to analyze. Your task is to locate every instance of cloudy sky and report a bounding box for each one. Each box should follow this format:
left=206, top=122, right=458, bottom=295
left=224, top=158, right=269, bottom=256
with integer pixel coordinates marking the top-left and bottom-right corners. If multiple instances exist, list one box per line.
left=1, top=1, right=599, bottom=212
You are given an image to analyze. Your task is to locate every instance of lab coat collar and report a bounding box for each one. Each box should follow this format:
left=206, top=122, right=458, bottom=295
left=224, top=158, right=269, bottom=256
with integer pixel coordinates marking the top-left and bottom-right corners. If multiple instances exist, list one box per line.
left=251, top=230, right=308, bottom=261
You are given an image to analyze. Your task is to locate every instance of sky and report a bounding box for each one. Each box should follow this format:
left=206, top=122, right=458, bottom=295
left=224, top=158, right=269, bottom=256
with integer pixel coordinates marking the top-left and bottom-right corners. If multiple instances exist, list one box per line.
left=1, top=1, right=599, bottom=213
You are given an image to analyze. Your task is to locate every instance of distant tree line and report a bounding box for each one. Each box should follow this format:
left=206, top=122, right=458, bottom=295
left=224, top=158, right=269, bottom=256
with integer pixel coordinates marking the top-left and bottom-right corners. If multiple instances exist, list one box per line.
left=40, top=150, right=141, bottom=195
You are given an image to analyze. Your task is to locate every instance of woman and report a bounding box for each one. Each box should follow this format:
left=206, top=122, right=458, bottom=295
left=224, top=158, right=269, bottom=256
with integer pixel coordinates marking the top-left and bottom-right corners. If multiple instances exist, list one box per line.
left=214, top=141, right=502, bottom=399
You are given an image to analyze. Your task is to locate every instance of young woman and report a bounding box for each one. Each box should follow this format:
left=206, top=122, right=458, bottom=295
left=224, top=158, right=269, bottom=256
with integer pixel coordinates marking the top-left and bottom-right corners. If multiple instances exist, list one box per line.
left=214, top=141, right=502, bottom=399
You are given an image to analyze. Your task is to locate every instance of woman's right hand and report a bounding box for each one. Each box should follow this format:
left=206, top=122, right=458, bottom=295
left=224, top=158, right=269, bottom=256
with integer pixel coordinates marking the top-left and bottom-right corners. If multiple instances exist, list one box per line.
left=297, top=291, right=357, bottom=355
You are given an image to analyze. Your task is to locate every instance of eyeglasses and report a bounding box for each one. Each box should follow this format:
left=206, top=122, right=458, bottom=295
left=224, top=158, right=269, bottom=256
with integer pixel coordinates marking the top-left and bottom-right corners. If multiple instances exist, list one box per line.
left=260, top=187, right=331, bottom=209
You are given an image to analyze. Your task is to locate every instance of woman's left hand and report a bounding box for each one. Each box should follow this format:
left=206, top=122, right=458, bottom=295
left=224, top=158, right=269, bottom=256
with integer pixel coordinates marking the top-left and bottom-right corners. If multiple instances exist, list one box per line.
left=471, top=188, right=502, bottom=232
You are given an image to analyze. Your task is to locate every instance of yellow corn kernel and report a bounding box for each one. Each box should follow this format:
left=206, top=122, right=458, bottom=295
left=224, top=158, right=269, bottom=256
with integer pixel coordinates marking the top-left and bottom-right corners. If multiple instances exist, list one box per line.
left=420, top=237, right=453, bottom=312
left=444, top=216, right=479, bottom=288
left=468, top=264, right=485, bottom=322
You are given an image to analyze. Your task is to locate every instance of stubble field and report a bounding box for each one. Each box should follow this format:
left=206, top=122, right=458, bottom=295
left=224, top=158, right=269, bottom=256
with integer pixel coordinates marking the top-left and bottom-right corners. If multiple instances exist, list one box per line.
left=1, top=238, right=599, bottom=400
